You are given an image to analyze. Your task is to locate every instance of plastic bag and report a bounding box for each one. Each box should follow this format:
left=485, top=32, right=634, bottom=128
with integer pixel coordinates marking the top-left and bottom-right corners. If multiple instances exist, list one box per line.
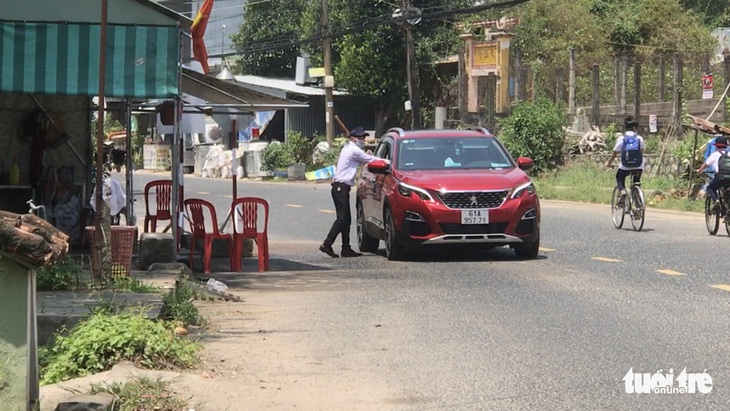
left=206, top=278, right=228, bottom=292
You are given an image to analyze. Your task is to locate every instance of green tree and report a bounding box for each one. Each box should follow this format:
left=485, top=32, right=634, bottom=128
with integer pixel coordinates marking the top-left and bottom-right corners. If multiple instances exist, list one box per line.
left=230, top=0, right=306, bottom=77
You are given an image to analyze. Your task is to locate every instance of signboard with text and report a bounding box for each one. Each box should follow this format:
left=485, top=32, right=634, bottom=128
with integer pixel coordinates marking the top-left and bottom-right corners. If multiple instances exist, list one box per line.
left=471, top=42, right=498, bottom=68
left=703, top=73, right=714, bottom=99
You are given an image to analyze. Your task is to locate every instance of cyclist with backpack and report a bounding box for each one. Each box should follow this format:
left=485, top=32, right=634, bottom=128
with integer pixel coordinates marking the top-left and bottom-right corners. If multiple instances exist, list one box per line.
left=696, top=136, right=730, bottom=212
left=605, top=116, right=645, bottom=206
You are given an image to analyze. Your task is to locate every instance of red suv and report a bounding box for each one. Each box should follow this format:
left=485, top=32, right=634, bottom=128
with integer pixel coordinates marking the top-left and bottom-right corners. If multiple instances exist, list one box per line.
left=356, top=127, right=540, bottom=260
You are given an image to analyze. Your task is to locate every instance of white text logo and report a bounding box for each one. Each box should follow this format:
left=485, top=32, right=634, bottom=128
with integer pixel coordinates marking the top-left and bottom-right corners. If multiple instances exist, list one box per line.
left=623, top=368, right=713, bottom=394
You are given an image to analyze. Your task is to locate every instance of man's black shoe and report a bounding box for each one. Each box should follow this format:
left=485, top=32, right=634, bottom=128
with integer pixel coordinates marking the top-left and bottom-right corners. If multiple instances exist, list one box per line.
left=340, top=248, right=363, bottom=257
left=319, top=244, right=339, bottom=258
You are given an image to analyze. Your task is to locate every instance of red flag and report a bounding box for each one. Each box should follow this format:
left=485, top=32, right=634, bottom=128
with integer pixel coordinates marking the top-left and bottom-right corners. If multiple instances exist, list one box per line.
left=192, top=0, right=214, bottom=74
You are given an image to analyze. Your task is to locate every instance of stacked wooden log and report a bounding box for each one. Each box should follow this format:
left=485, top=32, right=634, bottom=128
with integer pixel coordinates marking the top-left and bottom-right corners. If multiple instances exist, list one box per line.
left=0, top=210, right=69, bottom=267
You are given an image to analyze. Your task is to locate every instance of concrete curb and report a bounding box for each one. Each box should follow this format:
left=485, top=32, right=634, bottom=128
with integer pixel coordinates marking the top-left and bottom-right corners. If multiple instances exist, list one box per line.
left=541, top=199, right=704, bottom=217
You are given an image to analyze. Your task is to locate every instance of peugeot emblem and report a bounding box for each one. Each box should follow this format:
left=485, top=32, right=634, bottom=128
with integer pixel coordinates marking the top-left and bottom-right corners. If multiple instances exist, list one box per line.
left=469, top=195, right=478, bottom=206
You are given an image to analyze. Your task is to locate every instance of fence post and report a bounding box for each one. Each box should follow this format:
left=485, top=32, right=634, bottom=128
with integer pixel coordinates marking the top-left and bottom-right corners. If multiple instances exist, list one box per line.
left=614, top=55, right=620, bottom=106
left=555, top=67, right=565, bottom=104
left=725, top=55, right=730, bottom=123
left=592, top=64, right=600, bottom=126
left=658, top=55, right=666, bottom=102
left=513, top=48, right=522, bottom=103
left=518, top=65, right=528, bottom=102
left=672, top=52, right=683, bottom=128
left=458, top=47, right=468, bottom=122
left=569, top=47, right=576, bottom=114
left=620, top=52, right=628, bottom=115
left=486, top=73, right=497, bottom=131
left=634, top=61, right=641, bottom=126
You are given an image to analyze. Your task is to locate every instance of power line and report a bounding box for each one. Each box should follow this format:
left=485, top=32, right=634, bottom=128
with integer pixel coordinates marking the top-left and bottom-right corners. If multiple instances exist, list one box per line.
left=208, top=0, right=531, bottom=58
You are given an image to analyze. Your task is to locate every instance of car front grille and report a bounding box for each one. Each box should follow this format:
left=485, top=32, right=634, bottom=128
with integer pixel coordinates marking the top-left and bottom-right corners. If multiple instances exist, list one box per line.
left=437, top=190, right=509, bottom=209
left=440, top=223, right=508, bottom=235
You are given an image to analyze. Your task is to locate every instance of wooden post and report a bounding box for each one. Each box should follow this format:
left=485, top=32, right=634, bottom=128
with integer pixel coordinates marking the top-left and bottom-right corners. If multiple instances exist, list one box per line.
left=458, top=47, right=468, bottom=121
left=555, top=67, right=565, bottom=104
left=403, top=0, right=422, bottom=130
left=620, top=52, right=628, bottom=115
left=634, top=61, right=641, bottom=126
left=486, top=73, right=497, bottom=131
left=518, top=65, right=528, bottom=102
left=513, top=48, right=522, bottom=103
left=531, top=65, right=537, bottom=102
left=673, top=52, right=683, bottom=127
left=658, top=55, right=666, bottom=102
left=592, top=64, right=600, bottom=126
left=568, top=47, right=576, bottom=114
left=322, top=0, right=335, bottom=143
left=614, top=54, right=620, bottom=106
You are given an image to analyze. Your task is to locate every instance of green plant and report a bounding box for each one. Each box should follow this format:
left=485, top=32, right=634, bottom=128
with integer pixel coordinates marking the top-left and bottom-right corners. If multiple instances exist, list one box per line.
left=499, top=98, right=567, bottom=174
left=40, top=310, right=200, bottom=384
left=286, top=131, right=319, bottom=166
left=259, top=141, right=293, bottom=172
left=312, top=136, right=346, bottom=170
left=159, top=281, right=205, bottom=327
left=603, top=123, right=619, bottom=150
left=36, top=257, right=81, bottom=291
left=90, top=376, right=192, bottom=411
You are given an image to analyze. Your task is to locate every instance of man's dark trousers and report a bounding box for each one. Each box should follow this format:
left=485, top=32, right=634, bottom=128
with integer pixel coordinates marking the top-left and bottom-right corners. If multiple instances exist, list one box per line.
left=324, top=182, right=352, bottom=248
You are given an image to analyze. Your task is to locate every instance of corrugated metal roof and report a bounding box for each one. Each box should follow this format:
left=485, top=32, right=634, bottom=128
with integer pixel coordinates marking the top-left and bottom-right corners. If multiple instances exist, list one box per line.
left=234, top=75, right=349, bottom=97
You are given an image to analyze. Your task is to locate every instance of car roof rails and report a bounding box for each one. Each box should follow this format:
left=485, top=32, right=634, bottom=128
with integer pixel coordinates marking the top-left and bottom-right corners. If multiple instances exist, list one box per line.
left=467, top=127, right=491, bottom=135
left=387, top=127, right=406, bottom=137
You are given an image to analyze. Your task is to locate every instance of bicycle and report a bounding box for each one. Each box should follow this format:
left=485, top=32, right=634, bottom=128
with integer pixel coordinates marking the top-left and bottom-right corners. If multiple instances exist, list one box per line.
left=610, top=171, right=645, bottom=231
left=704, top=183, right=730, bottom=236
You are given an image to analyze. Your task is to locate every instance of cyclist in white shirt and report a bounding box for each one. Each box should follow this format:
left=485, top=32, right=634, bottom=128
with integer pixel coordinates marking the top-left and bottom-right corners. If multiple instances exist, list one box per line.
left=697, top=136, right=730, bottom=212
left=605, top=117, right=645, bottom=206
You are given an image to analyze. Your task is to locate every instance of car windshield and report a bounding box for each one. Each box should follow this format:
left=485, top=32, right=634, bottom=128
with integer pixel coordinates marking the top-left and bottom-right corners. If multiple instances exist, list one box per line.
left=396, top=137, right=514, bottom=171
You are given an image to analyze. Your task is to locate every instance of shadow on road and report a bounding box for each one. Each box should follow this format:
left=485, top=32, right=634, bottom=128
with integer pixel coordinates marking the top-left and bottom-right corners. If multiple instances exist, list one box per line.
left=375, top=245, right=549, bottom=263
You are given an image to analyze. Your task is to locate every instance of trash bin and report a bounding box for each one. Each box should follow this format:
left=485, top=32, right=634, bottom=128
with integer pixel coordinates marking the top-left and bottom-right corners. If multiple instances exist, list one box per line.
left=85, top=225, right=137, bottom=277
left=288, top=163, right=306, bottom=181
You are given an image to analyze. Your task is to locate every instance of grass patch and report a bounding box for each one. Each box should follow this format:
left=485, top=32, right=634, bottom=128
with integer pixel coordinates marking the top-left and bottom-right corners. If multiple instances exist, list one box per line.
left=90, top=375, right=193, bottom=411
left=534, top=161, right=705, bottom=213
left=40, top=308, right=200, bottom=385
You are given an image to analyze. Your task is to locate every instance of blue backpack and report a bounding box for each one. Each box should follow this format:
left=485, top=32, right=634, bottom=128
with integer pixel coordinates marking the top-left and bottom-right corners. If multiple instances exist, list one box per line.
left=621, top=135, right=642, bottom=167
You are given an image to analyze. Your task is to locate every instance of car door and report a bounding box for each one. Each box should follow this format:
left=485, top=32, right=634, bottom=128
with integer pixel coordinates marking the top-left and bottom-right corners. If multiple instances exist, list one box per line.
left=367, top=138, right=392, bottom=232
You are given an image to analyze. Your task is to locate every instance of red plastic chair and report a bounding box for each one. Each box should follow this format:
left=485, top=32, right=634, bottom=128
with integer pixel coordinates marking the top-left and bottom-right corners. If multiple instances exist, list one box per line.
left=231, top=197, right=269, bottom=272
left=143, top=180, right=173, bottom=233
left=184, top=198, right=232, bottom=273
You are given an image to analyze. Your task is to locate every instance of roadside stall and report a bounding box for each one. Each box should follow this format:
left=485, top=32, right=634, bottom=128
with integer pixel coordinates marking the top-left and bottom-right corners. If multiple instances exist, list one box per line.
left=0, top=0, right=191, bottom=249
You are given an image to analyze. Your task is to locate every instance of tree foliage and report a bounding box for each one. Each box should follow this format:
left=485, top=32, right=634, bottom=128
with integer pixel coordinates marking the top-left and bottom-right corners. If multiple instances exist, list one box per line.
left=230, top=0, right=306, bottom=77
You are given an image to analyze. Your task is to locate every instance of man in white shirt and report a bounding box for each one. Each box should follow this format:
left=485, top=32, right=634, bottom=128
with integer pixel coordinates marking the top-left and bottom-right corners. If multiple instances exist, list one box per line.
left=697, top=136, right=730, bottom=212
left=605, top=116, right=645, bottom=206
left=320, top=127, right=376, bottom=258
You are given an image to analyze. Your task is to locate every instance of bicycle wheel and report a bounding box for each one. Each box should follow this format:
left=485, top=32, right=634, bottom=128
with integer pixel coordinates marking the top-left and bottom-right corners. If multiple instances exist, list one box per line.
left=705, top=195, right=720, bottom=235
left=630, top=187, right=645, bottom=232
left=611, top=187, right=625, bottom=229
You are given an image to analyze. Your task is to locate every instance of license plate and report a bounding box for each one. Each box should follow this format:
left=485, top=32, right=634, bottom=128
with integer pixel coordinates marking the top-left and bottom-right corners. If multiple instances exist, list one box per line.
left=461, top=209, right=489, bottom=224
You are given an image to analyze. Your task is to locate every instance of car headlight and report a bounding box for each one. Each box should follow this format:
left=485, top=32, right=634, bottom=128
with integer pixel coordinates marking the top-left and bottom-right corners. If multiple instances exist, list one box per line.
left=510, top=182, right=535, bottom=199
left=398, top=182, right=434, bottom=201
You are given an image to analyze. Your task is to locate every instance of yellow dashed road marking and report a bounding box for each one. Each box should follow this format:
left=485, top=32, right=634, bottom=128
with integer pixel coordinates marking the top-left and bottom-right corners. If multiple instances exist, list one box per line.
left=285, top=204, right=304, bottom=208
left=197, top=191, right=210, bottom=195
left=656, top=269, right=684, bottom=276
left=539, top=247, right=556, bottom=252
left=591, top=257, right=623, bottom=263
left=224, top=195, right=233, bottom=199
left=319, top=209, right=336, bottom=214
left=711, top=285, right=730, bottom=292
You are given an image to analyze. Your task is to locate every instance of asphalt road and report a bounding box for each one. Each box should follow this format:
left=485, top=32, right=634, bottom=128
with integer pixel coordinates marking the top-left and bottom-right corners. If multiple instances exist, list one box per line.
left=124, top=171, right=730, bottom=410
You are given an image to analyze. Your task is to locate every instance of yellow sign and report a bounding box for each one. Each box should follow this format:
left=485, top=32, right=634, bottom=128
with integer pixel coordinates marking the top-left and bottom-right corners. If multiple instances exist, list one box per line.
left=308, top=67, right=326, bottom=78
left=472, top=42, right=498, bottom=67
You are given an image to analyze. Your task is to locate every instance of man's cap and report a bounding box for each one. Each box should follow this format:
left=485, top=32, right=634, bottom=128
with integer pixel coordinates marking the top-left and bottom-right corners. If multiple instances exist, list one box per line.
left=715, top=136, right=729, bottom=147
left=349, top=127, right=369, bottom=138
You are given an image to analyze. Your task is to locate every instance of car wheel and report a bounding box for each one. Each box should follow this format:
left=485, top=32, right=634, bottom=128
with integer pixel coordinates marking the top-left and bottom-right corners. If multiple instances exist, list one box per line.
left=357, top=202, right=379, bottom=253
left=384, top=208, right=404, bottom=261
left=513, top=236, right=540, bottom=260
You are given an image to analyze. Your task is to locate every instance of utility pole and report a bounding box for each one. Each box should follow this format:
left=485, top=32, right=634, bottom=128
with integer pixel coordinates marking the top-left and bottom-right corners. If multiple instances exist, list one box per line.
left=322, top=0, right=335, bottom=144
left=402, top=0, right=421, bottom=130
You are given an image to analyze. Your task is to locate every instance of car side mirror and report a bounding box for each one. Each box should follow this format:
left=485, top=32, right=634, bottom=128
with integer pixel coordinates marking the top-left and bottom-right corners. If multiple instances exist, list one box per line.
left=367, top=159, right=390, bottom=174
left=517, top=157, right=534, bottom=170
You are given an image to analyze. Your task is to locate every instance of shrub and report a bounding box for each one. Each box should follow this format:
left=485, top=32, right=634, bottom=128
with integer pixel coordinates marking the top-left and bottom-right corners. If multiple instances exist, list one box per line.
left=259, top=141, right=293, bottom=172
left=40, top=310, right=200, bottom=384
left=90, top=376, right=191, bottom=411
left=159, top=281, right=205, bottom=327
left=36, top=257, right=81, bottom=291
left=286, top=131, right=319, bottom=167
left=312, top=136, right=347, bottom=170
left=499, top=98, right=567, bottom=174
